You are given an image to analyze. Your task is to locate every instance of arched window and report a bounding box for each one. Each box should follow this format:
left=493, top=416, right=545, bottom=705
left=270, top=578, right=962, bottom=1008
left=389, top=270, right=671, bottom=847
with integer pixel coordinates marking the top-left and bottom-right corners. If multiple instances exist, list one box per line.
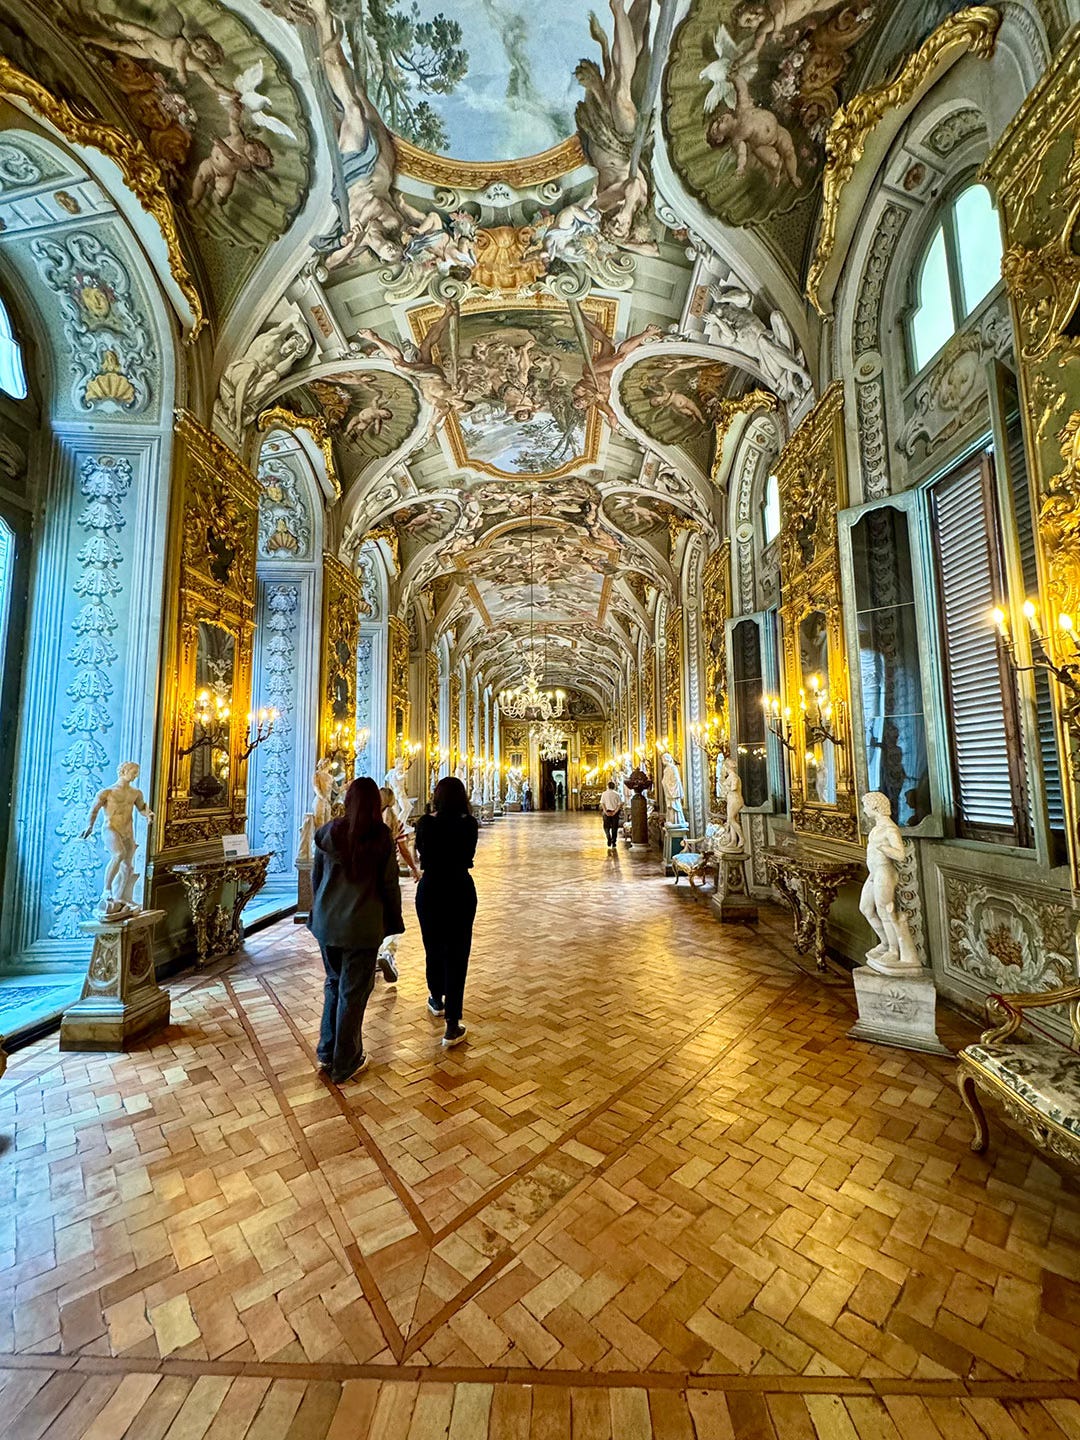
left=0, top=295, right=27, bottom=400
left=908, top=182, right=1003, bottom=374
left=762, top=472, right=781, bottom=546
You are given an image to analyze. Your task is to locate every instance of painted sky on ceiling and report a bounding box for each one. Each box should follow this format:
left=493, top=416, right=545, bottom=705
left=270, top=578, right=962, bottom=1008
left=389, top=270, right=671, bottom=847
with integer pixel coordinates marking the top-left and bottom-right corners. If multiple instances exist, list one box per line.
left=373, top=0, right=585, bottom=160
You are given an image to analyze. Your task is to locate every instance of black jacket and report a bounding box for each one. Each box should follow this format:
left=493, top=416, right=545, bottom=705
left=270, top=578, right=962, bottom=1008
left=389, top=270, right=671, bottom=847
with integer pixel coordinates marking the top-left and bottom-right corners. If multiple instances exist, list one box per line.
left=414, top=813, right=478, bottom=879
left=309, top=822, right=403, bottom=949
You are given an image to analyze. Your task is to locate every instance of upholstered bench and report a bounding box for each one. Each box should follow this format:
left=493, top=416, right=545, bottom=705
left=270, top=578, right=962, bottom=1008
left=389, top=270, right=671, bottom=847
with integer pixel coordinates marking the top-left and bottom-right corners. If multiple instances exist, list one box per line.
left=957, top=982, right=1080, bottom=1169
left=672, top=825, right=720, bottom=890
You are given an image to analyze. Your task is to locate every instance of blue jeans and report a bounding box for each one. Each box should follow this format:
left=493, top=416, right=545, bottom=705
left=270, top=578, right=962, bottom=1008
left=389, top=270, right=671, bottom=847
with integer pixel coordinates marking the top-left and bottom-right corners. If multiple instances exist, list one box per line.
left=317, top=945, right=378, bottom=1080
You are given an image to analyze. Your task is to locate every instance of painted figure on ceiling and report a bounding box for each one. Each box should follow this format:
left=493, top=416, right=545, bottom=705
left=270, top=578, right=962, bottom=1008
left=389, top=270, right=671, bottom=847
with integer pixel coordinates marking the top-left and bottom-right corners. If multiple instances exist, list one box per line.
left=570, top=311, right=663, bottom=429
left=356, top=301, right=472, bottom=438
left=574, top=0, right=658, bottom=255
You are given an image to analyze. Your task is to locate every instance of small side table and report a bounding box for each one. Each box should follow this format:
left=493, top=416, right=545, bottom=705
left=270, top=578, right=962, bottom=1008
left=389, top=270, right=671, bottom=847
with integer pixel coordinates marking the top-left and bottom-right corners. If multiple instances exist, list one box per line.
left=763, top=847, right=863, bottom=971
left=168, top=853, right=273, bottom=964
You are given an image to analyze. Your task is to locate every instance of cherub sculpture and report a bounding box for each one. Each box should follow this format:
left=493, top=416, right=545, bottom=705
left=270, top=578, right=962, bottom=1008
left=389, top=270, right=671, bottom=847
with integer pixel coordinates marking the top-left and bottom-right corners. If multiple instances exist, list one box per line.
left=860, top=791, right=920, bottom=974
left=81, top=761, right=154, bottom=916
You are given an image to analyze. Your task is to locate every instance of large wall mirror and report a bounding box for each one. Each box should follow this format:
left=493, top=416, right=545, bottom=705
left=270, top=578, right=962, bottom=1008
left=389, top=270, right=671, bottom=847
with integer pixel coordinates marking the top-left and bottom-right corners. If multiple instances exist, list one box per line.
left=188, top=621, right=237, bottom=811
left=160, top=415, right=259, bottom=852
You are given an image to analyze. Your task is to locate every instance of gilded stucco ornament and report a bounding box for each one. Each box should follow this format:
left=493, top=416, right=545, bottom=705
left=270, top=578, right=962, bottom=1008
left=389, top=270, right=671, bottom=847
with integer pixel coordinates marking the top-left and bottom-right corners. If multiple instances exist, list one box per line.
left=0, top=56, right=205, bottom=340
left=709, top=390, right=779, bottom=481
left=807, top=6, right=1001, bottom=316
left=256, top=405, right=341, bottom=499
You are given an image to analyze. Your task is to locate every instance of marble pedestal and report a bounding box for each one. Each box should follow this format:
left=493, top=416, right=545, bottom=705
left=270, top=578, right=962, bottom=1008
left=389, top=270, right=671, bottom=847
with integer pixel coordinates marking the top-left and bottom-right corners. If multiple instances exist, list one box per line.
left=630, top=793, right=649, bottom=845
left=60, top=909, right=170, bottom=1052
left=663, top=825, right=688, bottom=876
left=505, top=800, right=521, bottom=812
left=709, top=849, right=758, bottom=923
left=295, top=858, right=312, bottom=924
left=849, top=965, right=948, bottom=1055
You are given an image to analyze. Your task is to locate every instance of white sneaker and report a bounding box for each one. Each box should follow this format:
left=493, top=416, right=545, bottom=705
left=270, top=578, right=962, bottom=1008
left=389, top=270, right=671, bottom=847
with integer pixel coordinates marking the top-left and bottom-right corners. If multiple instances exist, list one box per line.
left=441, top=1024, right=467, bottom=1048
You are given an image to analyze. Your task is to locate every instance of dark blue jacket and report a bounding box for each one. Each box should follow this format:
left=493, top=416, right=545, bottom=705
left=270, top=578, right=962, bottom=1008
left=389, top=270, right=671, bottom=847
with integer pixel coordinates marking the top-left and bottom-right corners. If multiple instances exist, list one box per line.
left=309, top=822, right=403, bottom=949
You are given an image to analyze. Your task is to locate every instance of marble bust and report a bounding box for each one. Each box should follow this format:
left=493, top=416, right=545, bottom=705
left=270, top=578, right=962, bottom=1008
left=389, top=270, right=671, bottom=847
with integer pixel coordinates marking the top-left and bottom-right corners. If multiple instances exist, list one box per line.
left=81, top=761, right=154, bottom=916
left=661, top=752, right=687, bottom=828
left=860, top=791, right=920, bottom=974
left=718, top=756, right=745, bottom=852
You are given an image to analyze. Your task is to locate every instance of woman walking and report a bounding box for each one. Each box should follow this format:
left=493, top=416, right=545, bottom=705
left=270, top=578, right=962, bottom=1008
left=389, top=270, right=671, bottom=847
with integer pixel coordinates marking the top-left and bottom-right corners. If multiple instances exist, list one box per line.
left=414, top=776, right=478, bottom=1048
left=310, top=776, right=403, bottom=1083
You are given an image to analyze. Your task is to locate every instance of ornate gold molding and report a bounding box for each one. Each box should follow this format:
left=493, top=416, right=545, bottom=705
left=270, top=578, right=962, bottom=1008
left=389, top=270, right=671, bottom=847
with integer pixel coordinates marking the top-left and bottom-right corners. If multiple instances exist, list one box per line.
left=257, top=406, right=342, bottom=499
left=0, top=57, right=206, bottom=341
left=710, top=390, right=780, bottom=481
left=394, top=134, right=584, bottom=191
left=664, top=607, right=684, bottom=763
left=807, top=7, right=1001, bottom=316
left=364, top=525, right=401, bottom=573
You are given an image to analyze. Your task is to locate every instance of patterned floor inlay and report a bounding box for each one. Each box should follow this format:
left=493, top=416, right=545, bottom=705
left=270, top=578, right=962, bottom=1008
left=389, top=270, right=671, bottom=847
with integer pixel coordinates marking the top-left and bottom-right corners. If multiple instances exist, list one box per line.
left=2, top=813, right=1080, bottom=1438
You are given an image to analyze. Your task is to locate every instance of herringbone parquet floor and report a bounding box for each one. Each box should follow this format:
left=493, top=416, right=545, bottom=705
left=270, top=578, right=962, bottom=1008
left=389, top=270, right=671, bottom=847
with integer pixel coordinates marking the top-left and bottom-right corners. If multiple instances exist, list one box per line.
left=2, top=813, right=1080, bottom=1438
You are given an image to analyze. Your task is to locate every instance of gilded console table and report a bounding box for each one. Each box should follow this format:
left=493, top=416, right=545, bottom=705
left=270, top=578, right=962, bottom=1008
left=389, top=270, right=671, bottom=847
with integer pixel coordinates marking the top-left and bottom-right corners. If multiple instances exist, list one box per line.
left=167, top=853, right=273, bottom=964
left=763, top=846, right=863, bottom=971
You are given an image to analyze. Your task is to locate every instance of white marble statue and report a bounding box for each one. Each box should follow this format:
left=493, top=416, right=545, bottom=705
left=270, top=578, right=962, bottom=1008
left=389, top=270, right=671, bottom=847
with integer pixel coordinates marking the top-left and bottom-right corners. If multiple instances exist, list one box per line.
left=81, top=761, right=154, bottom=915
left=505, top=766, right=523, bottom=804
left=860, top=791, right=920, bottom=974
left=385, top=756, right=414, bottom=830
left=661, top=752, right=687, bottom=829
left=217, top=313, right=312, bottom=434
left=297, top=758, right=336, bottom=863
left=470, top=766, right=484, bottom=810
left=718, top=756, right=745, bottom=852
left=703, top=280, right=811, bottom=404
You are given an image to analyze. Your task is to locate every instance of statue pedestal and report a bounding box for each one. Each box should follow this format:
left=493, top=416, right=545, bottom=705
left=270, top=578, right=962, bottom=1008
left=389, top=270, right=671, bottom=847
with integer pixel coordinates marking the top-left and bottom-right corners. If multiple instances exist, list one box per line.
left=709, top=849, right=758, bottom=924
left=295, top=858, right=312, bottom=924
left=849, top=965, right=948, bottom=1055
left=630, top=793, right=649, bottom=845
left=663, top=825, right=689, bottom=876
left=60, top=909, right=170, bottom=1052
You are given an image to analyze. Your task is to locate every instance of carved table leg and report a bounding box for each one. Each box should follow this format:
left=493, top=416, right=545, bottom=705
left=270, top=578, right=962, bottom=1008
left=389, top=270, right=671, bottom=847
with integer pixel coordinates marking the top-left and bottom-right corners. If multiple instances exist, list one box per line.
left=957, top=1067, right=990, bottom=1154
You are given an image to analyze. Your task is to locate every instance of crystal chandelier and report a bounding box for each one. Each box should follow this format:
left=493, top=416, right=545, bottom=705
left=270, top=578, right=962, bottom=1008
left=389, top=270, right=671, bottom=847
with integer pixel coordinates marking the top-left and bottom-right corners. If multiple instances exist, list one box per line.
left=497, top=491, right=567, bottom=722
left=499, top=657, right=566, bottom=721
left=533, top=721, right=568, bottom=762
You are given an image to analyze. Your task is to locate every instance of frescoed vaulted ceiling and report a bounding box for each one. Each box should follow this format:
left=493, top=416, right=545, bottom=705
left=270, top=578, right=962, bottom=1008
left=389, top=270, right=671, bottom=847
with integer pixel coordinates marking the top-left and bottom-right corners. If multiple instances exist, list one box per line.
left=0, top=0, right=995, bottom=711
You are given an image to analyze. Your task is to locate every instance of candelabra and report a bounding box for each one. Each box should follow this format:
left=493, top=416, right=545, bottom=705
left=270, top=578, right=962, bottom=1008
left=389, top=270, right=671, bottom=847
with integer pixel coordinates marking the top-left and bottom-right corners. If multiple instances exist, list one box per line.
left=763, top=696, right=797, bottom=754
left=180, top=689, right=231, bottom=758
left=239, top=707, right=279, bottom=761
left=689, top=714, right=729, bottom=768
left=992, top=600, right=1080, bottom=689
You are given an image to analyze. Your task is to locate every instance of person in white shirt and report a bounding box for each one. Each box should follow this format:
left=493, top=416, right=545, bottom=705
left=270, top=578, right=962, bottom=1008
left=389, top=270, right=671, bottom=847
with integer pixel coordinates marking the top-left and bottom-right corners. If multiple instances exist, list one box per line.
left=600, top=780, right=623, bottom=850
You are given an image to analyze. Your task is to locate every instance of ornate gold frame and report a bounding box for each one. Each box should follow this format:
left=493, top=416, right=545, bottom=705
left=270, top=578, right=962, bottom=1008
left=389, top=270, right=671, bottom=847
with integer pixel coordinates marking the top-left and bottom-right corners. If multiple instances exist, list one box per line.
left=394, top=134, right=584, bottom=191
left=643, top=644, right=657, bottom=760
left=387, top=616, right=411, bottom=760
left=406, top=294, right=617, bottom=481
left=807, top=7, right=1000, bottom=315
left=450, top=671, right=462, bottom=764
left=426, top=648, right=440, bottom=790
left=0, top=58, right=205, bottom=339
left=702, top=543, right=730, bottom=735
left=159, top=413, right=260, bottom=853
left=257, top=407, right=342, bottom=499
left=776, top=384, right=858, bottom=842
left=984, top=24, right=1080, bottom=885
left=664, top=606, right=684, bottom=767
left=320, top=554, right=361, bottom=758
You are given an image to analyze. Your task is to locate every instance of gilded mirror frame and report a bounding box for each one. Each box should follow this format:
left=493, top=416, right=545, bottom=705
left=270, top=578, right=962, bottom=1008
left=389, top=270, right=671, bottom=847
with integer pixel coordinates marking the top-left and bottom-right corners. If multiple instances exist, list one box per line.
left=161, top=414, right=260, bottom=851
left=775, top=384, right=859, bottom=842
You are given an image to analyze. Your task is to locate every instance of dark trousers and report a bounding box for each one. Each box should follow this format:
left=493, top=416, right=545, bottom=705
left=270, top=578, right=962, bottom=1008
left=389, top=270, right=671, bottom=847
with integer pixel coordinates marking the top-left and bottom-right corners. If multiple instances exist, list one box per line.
left=416, top=876, right=476, bottom=1026
left=317, top=944, right=377, bottom=1080
left=603, top=811, right=622, bottom=846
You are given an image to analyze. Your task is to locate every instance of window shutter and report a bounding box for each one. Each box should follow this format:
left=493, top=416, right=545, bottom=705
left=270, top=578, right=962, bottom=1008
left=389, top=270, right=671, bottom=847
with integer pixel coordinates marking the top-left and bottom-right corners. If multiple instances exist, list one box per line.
left=931, top=461, right=1029, bottom=843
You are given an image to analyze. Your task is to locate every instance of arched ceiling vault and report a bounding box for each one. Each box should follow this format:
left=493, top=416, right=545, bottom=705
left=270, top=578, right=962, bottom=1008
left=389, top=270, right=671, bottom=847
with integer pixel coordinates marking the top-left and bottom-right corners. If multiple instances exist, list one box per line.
left=0, top=0, right=990, bottom=705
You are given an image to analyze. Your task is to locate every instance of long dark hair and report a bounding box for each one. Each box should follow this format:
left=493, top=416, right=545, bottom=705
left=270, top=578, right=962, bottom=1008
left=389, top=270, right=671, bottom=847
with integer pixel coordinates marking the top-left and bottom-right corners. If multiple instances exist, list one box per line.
left=330, top=776, right=390, bottom=881
left=431, top=775, right=471, bottom=818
